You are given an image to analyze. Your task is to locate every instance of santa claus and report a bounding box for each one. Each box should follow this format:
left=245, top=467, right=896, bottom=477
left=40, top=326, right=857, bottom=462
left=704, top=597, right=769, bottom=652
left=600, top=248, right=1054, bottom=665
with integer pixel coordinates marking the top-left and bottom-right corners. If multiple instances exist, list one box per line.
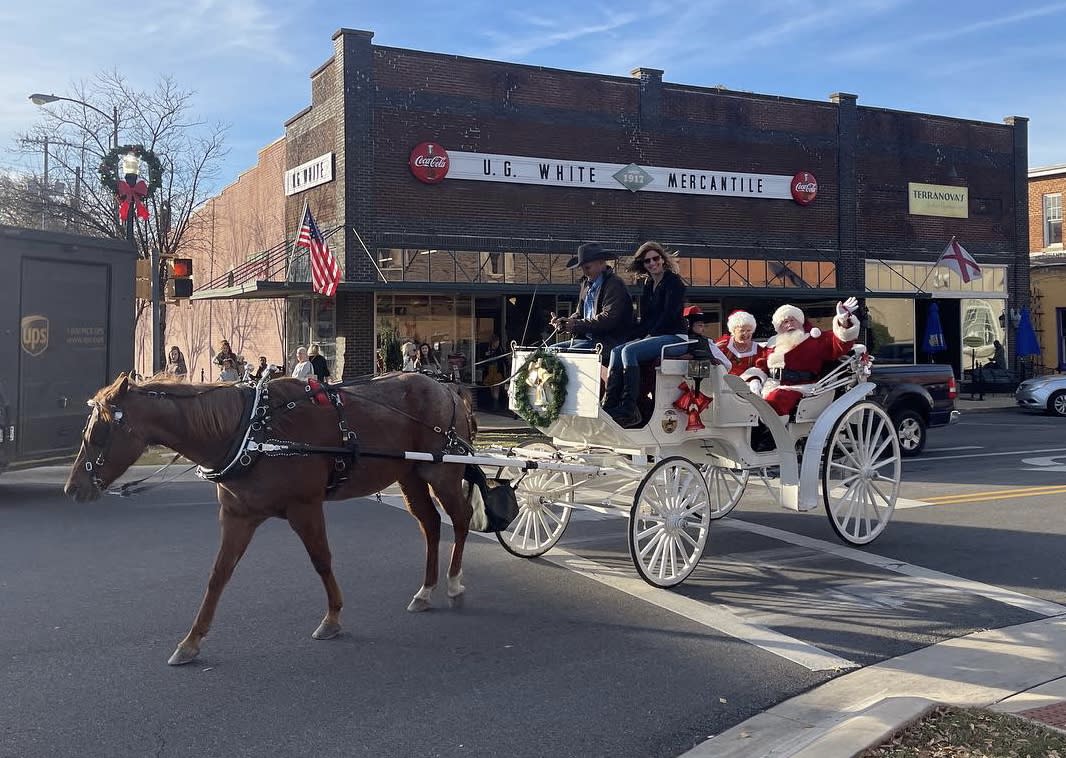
left=748, top=298, right=861, bottom=418
left=716, top=310, right=767, bottom=388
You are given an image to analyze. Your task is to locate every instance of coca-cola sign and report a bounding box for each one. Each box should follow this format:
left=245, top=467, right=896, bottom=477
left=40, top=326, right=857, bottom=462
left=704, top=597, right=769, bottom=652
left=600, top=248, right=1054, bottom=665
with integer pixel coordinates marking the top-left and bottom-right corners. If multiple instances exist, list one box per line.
left=409, top=142, right=450, bottom=184
left=790, top=171, right=818, bottom=205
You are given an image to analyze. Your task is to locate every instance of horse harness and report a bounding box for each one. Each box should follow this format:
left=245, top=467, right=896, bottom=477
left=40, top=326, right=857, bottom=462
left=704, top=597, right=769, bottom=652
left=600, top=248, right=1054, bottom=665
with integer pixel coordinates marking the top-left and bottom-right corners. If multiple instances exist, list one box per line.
left=196, top=377, right=473, bottom=493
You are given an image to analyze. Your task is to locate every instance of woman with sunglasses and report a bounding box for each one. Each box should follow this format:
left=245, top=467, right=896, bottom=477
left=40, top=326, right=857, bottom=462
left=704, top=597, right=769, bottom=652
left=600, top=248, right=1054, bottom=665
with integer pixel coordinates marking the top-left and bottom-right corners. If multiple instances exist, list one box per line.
left=603, top=241, right=688, bottom=428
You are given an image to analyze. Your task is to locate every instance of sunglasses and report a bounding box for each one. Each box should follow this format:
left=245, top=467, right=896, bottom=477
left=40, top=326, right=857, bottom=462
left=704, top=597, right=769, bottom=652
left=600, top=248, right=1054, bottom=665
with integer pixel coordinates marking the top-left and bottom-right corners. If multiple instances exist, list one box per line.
left=643, top=256, right=663, bottom=265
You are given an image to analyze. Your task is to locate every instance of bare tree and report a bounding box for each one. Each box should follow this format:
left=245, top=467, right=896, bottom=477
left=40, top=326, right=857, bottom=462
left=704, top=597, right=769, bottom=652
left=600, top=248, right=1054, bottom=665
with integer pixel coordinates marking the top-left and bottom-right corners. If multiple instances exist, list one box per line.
left=12, top=71, right=227, bottom=370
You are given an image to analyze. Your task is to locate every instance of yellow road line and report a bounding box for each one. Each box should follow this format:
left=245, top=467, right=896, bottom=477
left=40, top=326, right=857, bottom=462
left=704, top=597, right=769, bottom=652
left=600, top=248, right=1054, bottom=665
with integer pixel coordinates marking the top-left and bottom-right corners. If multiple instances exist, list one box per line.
left=923, top=484, right=1066, bottom=505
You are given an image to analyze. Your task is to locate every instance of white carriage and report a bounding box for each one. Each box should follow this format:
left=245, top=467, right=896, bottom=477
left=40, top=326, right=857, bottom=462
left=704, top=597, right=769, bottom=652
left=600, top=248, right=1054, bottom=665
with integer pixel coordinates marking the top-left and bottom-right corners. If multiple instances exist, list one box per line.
left=486, top=345, right=902, bottom=588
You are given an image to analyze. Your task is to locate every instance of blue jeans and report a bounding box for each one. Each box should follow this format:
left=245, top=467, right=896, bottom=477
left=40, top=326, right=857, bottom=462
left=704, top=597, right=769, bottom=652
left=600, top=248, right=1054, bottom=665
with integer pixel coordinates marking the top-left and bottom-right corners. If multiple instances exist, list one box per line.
left=608, top=334, right=687, bottom=372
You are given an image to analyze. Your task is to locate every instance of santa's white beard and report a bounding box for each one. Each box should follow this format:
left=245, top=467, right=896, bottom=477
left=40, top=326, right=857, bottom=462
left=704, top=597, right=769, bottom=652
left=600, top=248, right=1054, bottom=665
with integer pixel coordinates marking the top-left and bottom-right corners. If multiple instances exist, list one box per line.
left=774, top=327, right=807, bottom=353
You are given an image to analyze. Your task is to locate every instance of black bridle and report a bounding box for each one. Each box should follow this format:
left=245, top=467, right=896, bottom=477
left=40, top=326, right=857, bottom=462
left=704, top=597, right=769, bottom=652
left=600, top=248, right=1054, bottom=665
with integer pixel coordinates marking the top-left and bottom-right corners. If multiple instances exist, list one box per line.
left=80, top=397, right=190, bottom=496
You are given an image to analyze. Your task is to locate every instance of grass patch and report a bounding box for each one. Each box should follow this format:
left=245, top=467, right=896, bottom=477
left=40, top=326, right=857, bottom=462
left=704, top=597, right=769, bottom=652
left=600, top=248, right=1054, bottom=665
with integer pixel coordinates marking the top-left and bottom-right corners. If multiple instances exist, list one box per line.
left=862, top=705, right=1066, bottom=757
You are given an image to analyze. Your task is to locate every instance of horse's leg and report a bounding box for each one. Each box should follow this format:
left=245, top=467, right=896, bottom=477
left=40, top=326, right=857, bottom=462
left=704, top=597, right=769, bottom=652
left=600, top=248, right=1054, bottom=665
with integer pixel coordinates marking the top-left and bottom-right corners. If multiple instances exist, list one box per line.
left=287, top=502, right=344, bottom=640
left=399, top=475, right=440, bottom=612
left=432, top=474, right=472, bottom=606
left=168, top=511, right=263, bottom=666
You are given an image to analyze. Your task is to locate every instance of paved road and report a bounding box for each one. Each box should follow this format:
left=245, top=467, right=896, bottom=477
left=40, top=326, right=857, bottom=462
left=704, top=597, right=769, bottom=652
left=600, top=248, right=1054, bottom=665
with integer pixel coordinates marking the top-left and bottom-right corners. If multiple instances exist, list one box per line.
left=0, top=408, right=1062, bottom=757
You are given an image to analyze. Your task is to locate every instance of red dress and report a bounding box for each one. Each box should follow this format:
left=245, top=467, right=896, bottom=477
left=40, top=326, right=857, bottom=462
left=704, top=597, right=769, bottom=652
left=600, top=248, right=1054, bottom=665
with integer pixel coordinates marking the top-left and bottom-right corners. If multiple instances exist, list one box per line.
left=753, top=319, right=859, bottom=417
left=715, top=336, right=767, bottom=377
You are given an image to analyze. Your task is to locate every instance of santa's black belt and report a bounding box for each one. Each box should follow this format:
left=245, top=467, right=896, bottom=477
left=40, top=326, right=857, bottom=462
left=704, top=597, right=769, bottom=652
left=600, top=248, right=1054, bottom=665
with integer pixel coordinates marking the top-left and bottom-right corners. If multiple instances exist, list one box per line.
left=772, top=369, right=817, bottom=382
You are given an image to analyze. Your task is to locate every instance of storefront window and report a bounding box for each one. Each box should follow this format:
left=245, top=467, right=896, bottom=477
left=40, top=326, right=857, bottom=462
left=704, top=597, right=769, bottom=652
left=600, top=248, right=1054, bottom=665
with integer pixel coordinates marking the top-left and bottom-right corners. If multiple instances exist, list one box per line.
left=865, top=299, right=915, bottom=364
left=374, top=294, right=475, bottom=381
left=285, top=297, right=335, bottom=371
left=961, top=298, right=1005, bottom=368
left=865, top=260, right=1007, bottom=295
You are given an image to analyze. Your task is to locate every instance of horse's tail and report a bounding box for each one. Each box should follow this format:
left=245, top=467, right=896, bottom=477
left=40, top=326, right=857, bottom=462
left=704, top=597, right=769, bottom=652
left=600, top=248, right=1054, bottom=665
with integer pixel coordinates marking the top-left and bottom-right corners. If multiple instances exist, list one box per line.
left=449, top=383, right=477, bottom=443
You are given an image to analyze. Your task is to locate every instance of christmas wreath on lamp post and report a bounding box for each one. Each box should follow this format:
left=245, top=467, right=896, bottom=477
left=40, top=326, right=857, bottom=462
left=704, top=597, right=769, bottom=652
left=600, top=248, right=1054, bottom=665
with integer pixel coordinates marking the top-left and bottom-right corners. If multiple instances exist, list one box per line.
left=513, top=350, right=568, bottom=427
left=98, top=145, right=163, bottom=222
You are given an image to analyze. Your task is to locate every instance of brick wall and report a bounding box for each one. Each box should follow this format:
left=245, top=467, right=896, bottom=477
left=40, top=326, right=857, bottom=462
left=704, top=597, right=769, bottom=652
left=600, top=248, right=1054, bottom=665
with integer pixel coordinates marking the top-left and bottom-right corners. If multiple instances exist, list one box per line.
left=1029, top=171, right=1066, bottom=253
left=181, top=138, right=286, bottom=378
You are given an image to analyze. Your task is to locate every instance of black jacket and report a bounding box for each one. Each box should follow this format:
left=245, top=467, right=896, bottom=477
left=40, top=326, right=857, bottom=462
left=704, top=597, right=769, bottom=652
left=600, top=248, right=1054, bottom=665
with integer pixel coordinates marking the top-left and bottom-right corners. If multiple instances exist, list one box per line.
left=567, top=267, right=635, bottom=356
left=310, top=354, right=330, bottom=382
left=635, top=270, right=686, bottom=337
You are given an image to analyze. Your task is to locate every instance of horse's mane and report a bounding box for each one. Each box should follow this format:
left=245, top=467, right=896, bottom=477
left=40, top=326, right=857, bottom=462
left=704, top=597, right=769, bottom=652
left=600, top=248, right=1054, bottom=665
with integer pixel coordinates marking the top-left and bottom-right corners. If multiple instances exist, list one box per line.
left=94, top=373, right=248, bottom=439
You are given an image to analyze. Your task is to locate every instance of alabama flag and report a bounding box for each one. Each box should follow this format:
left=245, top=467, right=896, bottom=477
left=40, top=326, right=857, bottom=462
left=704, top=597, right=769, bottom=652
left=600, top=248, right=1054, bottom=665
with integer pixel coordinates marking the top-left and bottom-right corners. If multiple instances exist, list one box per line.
left=936, top=237, right=982, bottom=284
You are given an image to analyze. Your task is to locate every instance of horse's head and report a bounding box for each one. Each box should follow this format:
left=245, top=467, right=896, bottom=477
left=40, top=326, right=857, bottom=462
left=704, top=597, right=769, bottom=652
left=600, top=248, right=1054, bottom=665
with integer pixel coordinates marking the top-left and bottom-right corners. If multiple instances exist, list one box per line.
left=64, top=374, right=149, bottom=502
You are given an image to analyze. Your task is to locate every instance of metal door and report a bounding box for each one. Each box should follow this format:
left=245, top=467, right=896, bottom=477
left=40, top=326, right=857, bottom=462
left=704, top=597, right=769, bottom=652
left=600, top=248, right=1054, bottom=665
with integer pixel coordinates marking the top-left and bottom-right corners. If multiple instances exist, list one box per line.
left=19, top=259, right=110, bottom=458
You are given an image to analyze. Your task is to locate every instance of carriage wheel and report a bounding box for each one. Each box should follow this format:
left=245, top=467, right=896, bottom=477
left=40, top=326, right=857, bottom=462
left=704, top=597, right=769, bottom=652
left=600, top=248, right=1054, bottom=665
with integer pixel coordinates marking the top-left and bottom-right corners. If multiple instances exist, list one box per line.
left=496, top=440, right=574, bottom=558
left=629, top=456, right=712, bottom=588
left=701, top=465, right=749, bottom=519
left=822, top=401, right=901, bottom=545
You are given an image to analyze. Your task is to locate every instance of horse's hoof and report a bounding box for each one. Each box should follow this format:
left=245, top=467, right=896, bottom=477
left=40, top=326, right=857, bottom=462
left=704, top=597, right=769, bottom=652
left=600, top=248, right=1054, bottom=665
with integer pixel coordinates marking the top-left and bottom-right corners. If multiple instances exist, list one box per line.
left=407, top=597, right=432, bottom=612
left=448, top=593, right=465, bottom=609
left=167, top=645, right=199, bottom=666
left=312, top=621, right=342, bottom=640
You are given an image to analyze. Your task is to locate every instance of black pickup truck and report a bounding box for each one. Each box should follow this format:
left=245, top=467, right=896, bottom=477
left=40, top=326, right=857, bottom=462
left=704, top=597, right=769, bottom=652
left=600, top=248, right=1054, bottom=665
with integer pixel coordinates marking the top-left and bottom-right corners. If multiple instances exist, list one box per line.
left=868, top=363, right=960, bottom=457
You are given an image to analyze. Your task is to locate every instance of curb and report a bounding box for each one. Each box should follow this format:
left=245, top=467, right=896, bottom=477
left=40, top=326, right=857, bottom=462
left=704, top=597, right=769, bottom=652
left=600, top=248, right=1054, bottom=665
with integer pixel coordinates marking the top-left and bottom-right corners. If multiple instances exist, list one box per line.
left=682, top=614, right=1066, bottom=758
left=790, top=697, right=935, bottom=758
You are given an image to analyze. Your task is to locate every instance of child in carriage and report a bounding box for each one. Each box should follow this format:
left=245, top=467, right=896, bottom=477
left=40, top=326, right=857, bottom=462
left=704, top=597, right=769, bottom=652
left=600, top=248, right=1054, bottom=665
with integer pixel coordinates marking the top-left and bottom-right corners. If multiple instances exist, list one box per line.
left=664, top=306, right=732, bottom=369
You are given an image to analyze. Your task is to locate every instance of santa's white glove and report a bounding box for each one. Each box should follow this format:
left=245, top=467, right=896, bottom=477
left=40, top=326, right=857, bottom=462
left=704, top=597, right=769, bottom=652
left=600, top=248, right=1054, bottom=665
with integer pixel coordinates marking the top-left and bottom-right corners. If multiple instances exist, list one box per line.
left=836, top=297, right=858, bottom=318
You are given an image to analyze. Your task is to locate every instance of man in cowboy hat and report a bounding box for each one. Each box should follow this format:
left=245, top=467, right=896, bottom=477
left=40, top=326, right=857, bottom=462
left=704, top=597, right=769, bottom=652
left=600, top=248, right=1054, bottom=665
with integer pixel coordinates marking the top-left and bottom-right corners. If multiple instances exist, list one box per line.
left=550, top=242, right=634, bottom=365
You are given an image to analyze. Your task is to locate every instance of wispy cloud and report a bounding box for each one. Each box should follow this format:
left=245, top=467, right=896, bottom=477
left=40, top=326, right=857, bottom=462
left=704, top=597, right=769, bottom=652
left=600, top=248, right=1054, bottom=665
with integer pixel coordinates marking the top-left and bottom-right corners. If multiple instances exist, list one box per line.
left=832, top=2, right=1066, bottom=64
left=481, top=7, right=645, bottom=59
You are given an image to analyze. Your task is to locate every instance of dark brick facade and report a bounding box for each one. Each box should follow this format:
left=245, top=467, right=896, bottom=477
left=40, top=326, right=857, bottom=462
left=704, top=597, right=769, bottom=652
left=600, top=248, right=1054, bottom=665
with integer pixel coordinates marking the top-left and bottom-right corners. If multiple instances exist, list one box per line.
left=282, top=28, right=1028, bottom=377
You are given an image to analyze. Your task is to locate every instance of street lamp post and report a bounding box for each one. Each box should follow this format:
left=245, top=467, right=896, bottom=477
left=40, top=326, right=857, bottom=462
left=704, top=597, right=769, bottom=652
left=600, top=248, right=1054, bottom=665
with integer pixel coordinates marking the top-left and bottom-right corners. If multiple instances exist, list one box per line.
left=28, top=93, right=118, bottom=150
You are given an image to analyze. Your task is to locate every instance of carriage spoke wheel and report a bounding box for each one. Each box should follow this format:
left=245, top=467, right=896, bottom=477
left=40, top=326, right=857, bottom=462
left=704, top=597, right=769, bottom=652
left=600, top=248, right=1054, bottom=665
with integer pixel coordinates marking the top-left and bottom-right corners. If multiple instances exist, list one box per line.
left=496, top=440, right=573, bottom=558
left=822, top=401, right=901, bottom=545
left=629, top=457, right=712, bottom=588
left=700, top=465, right=749, bottom=519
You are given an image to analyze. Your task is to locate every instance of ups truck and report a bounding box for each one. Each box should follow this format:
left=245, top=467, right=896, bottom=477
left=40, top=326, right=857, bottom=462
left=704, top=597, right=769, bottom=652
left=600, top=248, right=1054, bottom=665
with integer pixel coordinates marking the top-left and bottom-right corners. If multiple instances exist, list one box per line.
left=0, top=225, right=135, bottom=474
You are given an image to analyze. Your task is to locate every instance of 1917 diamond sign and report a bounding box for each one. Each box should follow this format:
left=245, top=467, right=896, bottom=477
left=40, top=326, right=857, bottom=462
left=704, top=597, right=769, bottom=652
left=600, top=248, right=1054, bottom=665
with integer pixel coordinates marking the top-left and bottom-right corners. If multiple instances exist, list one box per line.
left=613, top=163, right=654, bottom=193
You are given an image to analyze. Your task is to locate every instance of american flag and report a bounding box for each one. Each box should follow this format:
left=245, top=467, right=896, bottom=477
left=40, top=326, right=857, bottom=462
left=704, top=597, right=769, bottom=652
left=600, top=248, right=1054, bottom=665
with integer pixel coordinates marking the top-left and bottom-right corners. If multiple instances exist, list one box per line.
left=295, top=205, right=340, bottom=297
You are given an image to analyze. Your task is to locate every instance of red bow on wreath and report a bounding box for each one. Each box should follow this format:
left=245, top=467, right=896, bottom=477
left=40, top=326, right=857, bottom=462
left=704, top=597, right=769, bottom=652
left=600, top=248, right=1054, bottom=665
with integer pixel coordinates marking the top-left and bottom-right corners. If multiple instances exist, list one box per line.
left=117, top=179, right=150, bottom=222
left=673, top=380, right=711, bottom=431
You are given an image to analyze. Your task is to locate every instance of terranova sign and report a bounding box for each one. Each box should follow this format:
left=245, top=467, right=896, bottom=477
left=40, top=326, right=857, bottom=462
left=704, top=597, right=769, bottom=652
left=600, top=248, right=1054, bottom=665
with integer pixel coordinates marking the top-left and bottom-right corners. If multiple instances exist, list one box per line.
left=410, top=144, right=816, bottom=203
left=909, top=182, right=968, bottom=218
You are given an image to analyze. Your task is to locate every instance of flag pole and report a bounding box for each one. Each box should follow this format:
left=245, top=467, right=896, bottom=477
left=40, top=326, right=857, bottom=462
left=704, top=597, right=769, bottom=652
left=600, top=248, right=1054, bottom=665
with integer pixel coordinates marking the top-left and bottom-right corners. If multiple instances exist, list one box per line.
left=290, top=199, right=310, bottom=283
left=352, top=227, right=388, bottom=283
left=917, top=235, right=955, bottom=294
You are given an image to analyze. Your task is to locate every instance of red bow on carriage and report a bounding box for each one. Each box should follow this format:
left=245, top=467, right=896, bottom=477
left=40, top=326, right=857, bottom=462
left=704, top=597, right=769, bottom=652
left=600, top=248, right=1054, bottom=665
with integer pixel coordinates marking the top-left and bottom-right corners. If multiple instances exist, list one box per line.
left=673, top=380, right=711, bottom=431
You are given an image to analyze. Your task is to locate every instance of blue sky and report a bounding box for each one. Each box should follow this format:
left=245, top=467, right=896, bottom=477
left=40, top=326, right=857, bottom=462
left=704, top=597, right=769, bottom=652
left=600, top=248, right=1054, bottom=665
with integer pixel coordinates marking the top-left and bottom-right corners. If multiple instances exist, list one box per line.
left=2, top=0, right=1063, bottom=193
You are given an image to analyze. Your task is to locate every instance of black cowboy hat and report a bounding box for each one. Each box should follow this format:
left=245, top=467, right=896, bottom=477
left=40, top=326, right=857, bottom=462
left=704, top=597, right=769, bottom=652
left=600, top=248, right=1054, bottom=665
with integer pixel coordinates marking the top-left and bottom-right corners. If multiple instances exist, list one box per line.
left=565, top=242, right=618, bottom=269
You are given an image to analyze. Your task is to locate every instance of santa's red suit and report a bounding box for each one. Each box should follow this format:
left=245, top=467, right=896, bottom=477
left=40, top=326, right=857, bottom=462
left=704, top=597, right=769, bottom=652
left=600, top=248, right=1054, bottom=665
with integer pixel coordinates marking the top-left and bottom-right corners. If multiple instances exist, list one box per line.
left=751, top=307, right=860, bottom=417
left=715, top=335, right=768, bottom=377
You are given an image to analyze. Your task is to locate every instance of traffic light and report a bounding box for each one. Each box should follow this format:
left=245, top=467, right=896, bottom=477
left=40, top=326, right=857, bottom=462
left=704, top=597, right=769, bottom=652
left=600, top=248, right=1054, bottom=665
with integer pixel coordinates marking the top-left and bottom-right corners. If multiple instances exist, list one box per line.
left=166, top=258, right=194, bottom=300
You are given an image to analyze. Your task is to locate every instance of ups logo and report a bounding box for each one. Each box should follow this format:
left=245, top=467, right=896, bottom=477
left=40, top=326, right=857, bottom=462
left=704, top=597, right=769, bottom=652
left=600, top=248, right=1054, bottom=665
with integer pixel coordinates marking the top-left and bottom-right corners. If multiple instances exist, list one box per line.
left=21, top=315, right=49, bottom=356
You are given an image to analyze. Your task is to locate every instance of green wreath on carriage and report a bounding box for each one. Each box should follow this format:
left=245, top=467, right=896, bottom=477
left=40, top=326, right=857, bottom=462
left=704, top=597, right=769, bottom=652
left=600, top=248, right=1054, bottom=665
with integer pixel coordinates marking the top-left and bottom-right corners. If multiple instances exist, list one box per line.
left=513, top=350, right=568, bottom=427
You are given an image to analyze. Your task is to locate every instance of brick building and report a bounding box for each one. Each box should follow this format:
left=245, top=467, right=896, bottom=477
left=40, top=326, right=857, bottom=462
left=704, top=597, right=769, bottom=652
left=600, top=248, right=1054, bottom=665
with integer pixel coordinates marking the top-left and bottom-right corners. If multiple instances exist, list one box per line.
left=179, top=138, right=287, bottom=379
left=195, top=28, right=1029, bottom=384
left=1028, top=164, right=1065, bottom=372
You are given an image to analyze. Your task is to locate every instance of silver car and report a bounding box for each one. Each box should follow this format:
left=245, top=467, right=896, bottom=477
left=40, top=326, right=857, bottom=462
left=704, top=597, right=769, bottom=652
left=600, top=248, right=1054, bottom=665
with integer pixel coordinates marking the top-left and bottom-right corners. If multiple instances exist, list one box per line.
left=1015, top=374, right=1066, bottom=417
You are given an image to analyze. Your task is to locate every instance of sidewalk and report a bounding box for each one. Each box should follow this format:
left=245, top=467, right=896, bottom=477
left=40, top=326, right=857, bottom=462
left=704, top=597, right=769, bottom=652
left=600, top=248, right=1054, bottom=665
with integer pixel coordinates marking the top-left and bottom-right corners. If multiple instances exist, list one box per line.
left=682, top=614, right=1066, bottom=757
left=955, top=393, right=1018, bottom=413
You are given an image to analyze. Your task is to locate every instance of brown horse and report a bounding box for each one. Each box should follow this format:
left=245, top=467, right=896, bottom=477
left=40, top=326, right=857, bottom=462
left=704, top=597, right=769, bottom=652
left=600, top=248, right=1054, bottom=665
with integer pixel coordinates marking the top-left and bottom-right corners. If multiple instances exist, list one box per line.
left=64, top=372, right=477, bottom=665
